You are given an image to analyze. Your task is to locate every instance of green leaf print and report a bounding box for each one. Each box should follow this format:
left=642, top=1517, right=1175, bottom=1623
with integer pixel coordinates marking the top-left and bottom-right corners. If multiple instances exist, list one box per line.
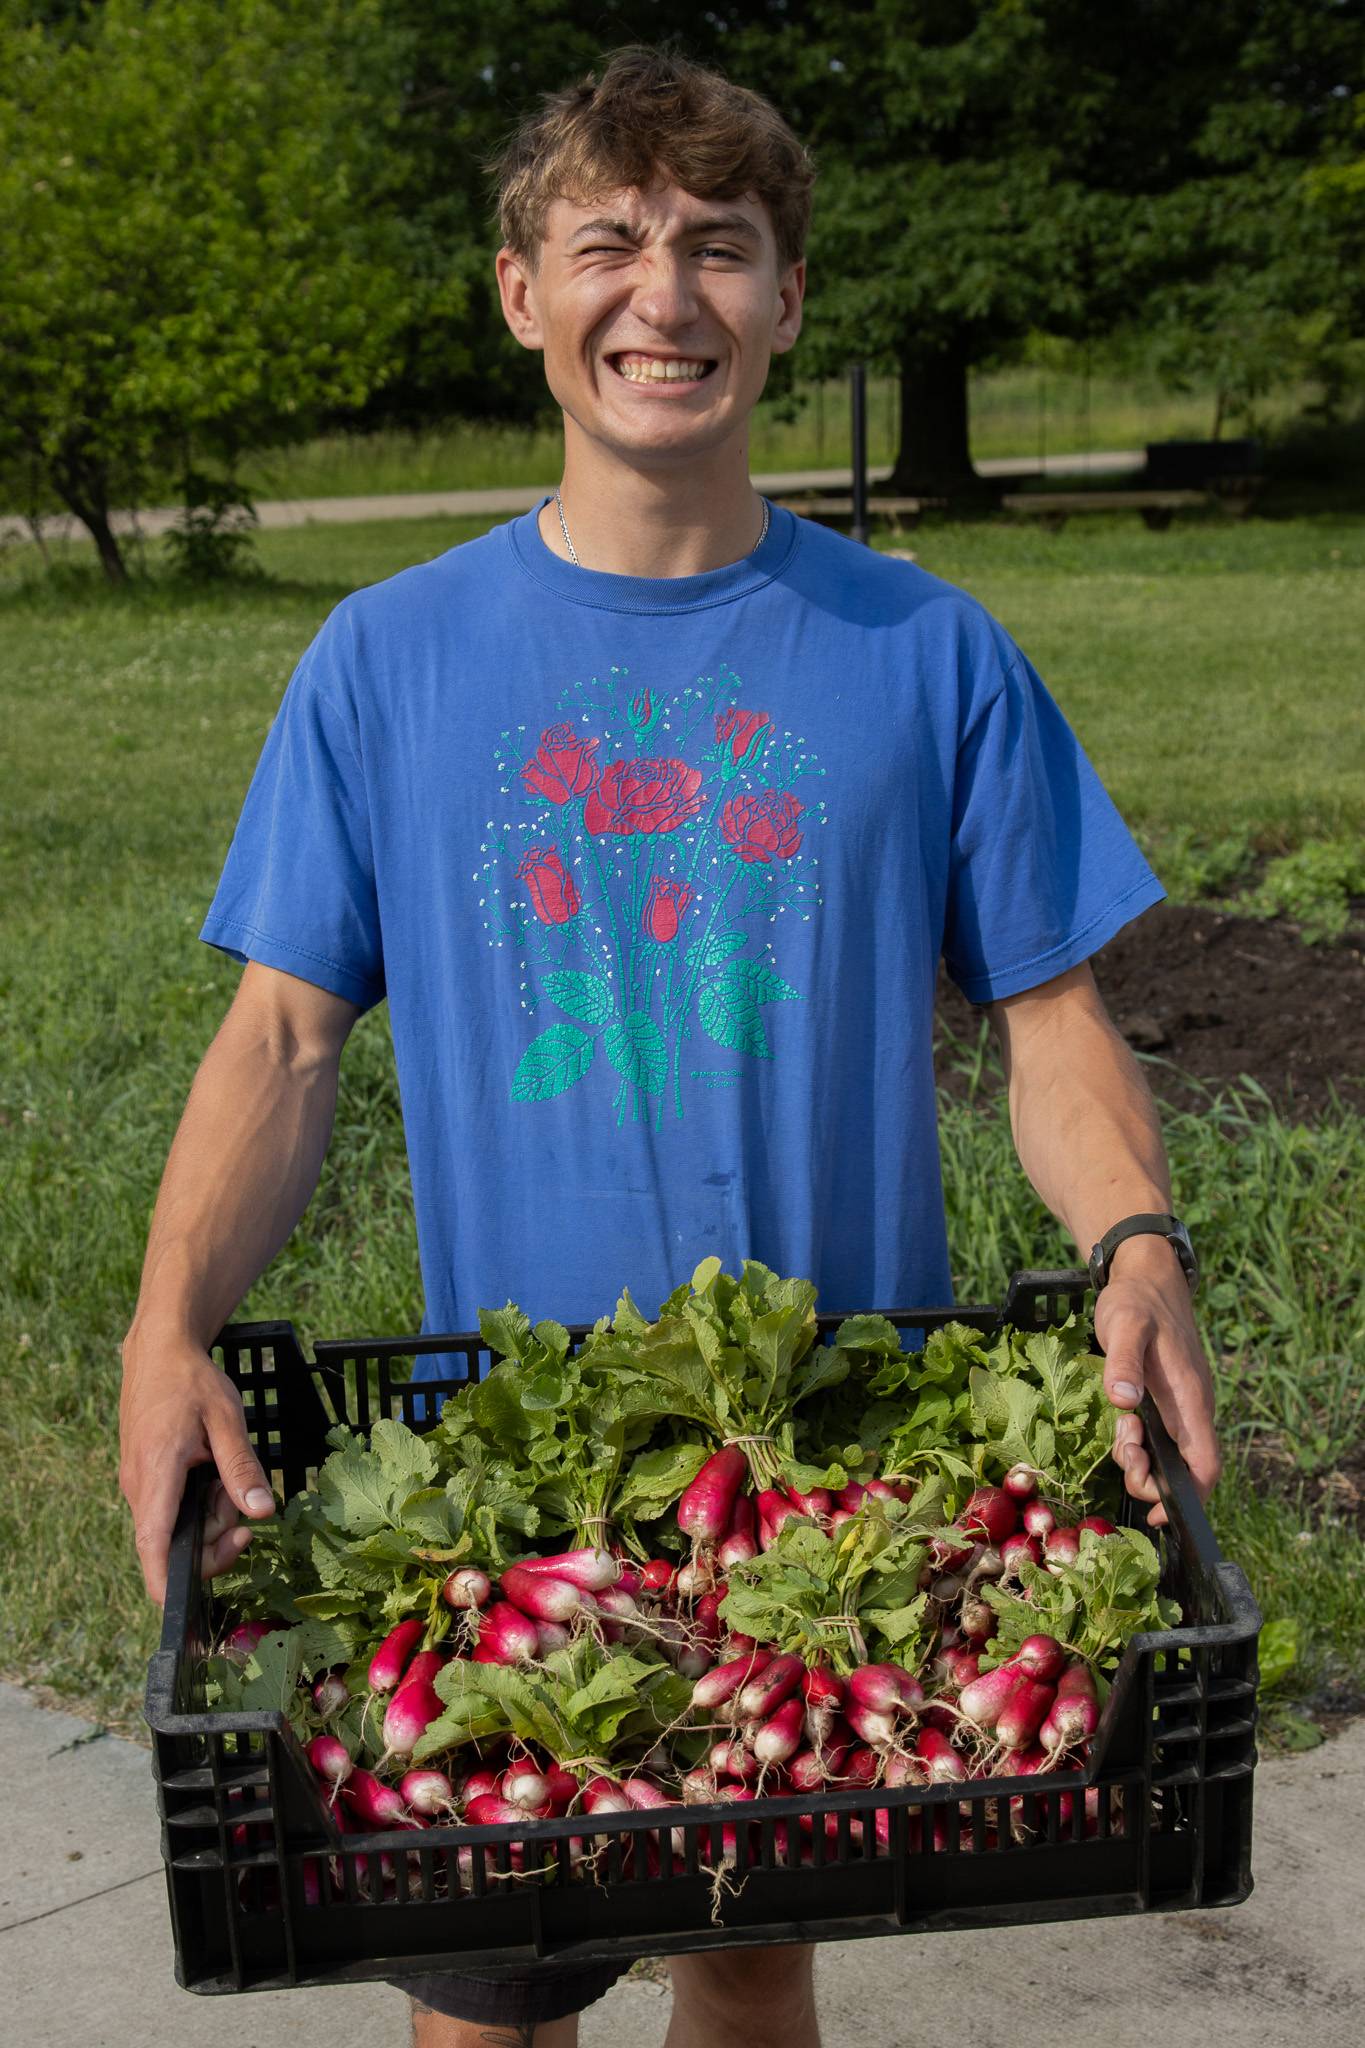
left=686, top=928, right=747, bottom=970
left=510, top=1022, right=595, bottom=1102
left=698, top=981, right=770, bottom=1059
left=722, top=960, right=801, bottom=1005
left=604, top=1013, right=668, bottom=1095
left=541, top=969, right=615, bottom=1028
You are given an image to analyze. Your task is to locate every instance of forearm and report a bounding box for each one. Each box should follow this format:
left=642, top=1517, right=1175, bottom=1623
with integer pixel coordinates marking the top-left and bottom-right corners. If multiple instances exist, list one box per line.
left=124, top=1003, right=340, bottom=1354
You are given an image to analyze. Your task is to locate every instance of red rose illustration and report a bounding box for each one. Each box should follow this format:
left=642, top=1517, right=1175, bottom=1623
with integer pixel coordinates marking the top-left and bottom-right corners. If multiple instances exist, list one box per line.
left=521, top=723, right=600, bottom=804
left=517, top=845, right=581, bottom=925
left=721, top=789, right=804, bottom=864
left=584, top=756, right=704, bottom=836
left=715, top=705, right=771, bottom=765
left=641, top=875, right=694, bottom=943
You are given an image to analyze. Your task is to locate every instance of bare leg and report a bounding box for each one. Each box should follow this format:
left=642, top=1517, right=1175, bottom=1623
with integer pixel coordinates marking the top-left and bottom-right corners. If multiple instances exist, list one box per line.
left=410, top=2004, right=581, bottom=2048
left=664, top=1944, right=819, bottom=2048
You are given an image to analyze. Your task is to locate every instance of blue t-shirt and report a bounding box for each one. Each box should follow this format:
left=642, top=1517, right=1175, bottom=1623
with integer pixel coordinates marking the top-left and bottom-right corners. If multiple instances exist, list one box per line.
left=202, top=503, right=1162, bottom=1353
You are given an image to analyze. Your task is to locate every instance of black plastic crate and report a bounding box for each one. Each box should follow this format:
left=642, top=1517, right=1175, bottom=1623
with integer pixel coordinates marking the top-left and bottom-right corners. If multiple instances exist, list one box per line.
left=146, top=1269, right=1261, bottom=1994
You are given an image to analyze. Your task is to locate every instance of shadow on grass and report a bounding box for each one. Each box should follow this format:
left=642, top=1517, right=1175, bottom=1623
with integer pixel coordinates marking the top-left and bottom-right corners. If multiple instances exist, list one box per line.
left=0, top=557, right=358, bottom=616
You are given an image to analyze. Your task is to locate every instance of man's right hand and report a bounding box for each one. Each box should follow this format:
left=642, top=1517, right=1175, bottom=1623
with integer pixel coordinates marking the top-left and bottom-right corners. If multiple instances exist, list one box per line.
left=119, top=1331, right=276, bottom=1606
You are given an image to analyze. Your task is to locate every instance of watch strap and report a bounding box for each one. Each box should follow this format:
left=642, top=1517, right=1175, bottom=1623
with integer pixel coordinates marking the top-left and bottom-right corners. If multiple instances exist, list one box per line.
left=1088, top=1212, right=1198, bottom=1293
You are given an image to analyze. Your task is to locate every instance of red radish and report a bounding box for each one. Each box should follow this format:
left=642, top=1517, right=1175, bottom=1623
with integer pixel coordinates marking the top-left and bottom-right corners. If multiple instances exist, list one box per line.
left=865, top=1477, right=913, bottom=1503
left=596, top=1587, right=642, bottom=1629
left=692, top=1647, right=772, bottom=1712
left=914, top=1727, right=967, bottom=1782
left=442, top=1566, right=491, bottom=1610
left=1044, top=1526, right=1081, bottom=1568
left=1002, top=1463, right=1040, bottom=1500
left=996, top=1677, right=1056, bottom=1751
left=789, top=1732, right=855, bottom=1790
left=381, top=1674, right=443, bottom=1761
left=224, top=1618, right=275, bottom=1663
left=641, top=1558, right=677, bottom=1594
left=306, top=1733, right=352, bottom=1794
left=718, top=1528, right=758, bottom=1567
left=928, top=1530, right=974, bottom=1571
left=612, top=1562, right=643, bottom=1598
left=461, top=1767, right=503, bottom=1803
left=709, top=1739, right=761, bottom=1781
left=1079, top=1515, right=1117, bottom=1539
left=801, top=1664, right=845, bottom=1715
left=581, top=1775, right=633, bottom=1815
left=725, top=1631, right=760, bottom=1656
left=473, top=1602, right=539, bottom=1665
left=399, top=1648, right=446, bottom=1689
left=682, top=1766, right=720, bottom=1802
left=676, top=1644, right=715, bottom=1681
left=678, top=1446, right=747, bottom=1545
left=1000, top=1531, right=1042, bottom=1576
left=961, top=1597, right=996, bottom=1645
left=694, top=1592, right=724, bottom=1648
left=737, top=1652, right=804, bottom=1721
left=718, top=1492, right=758, bottom=1569
left=1022, top=1498, right=1056, bottom=1540
left=675, top=1555, right=716, bottom=1598
left=1041, top=1689, right=1101, bottom=1752
left=536, top=1621, right=571, bottom=1656
left=959, top=1663, right=1027, bottom=1730
left=620, top=1773, right=673, bottom=1809
left=502, top=1762, right=553, bottom=1816
left=368, top=1618, right=424, bottom=1694
left=848, top=1663, right=924, bottom=1716
left=1014, top=1634, right=1067, bottom=1682
left=465, top=1793, right=533, bottom=1827
left=756, top=1488, right=797, bottom=1549
left=933, top=1644, right=980, bottom=1689
left=516, top=1547, right=621, bottom=1591
left=845, top=1699, right=898, bottom=1749
left=543, top=1764, right=578, bottom=1812
left=500, top=1564, right=585, bottom=1623
left=918, top=1702, right=959, bottom=1736
left=754, top=1695, right=807, bottom=1765
left=1057, top=1660, right=1098, bottom=1701
left=829, top=1509, right=857, bottom=1533
left=837, top=1480, right=867, bottom=1512
left=968, top=1545, right=1006, bottom=1582
left=399, top=1768, right=456, bottom=1817
left=959, top=1486, right=1018, bottom=1546
left=312, top=1671, right=349, bottom=1717
left=781, top=1480, right=832, bottom=1517
left=342, top=1768, right=411, bottom=1830
left=841, top=1746, right=882, bottom=1786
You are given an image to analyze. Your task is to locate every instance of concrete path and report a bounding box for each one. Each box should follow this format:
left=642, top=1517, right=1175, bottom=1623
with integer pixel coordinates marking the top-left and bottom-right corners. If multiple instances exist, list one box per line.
left=0, top=452, right=1142, bottom=548
left=7, top=1678, right=1353, bottom=2047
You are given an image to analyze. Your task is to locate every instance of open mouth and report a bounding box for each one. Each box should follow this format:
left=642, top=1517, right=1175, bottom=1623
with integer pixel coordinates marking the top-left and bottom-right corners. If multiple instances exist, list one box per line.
left=608, top=351, right=718, bottom=386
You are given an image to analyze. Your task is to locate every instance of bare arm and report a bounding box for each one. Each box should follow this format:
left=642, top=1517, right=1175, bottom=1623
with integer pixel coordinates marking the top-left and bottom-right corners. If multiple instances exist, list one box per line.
left=987, top=962, right=1220, bottom=1525
left=119, top=961, right=361, bottom=1601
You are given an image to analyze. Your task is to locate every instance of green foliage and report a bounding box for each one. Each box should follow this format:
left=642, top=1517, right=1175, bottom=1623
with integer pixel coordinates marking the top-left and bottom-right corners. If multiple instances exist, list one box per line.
left=161, top=475, right=260, bottom=584
left=1147, top=826, right=1258, bottom=905
left=1249, top=839, right=1365, bottom=945
left=981, top=1529, right=1179, bottom=1671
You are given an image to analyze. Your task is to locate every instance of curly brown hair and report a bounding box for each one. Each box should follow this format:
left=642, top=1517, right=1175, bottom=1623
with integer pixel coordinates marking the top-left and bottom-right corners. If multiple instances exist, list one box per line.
left=491, top=45, right=814, bottom=271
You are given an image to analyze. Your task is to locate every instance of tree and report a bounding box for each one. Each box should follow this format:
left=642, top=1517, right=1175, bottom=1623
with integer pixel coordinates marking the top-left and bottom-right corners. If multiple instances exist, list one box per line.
left=0, top=0, right=417, bottom=580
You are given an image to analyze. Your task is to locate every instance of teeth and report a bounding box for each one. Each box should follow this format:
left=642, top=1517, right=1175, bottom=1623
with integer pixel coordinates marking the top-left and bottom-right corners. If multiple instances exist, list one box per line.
left=615, top=356, right=710, bottom=383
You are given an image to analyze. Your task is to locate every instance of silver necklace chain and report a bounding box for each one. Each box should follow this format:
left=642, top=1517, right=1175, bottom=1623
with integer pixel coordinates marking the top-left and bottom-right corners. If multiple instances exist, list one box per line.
left=553, top=489, right=769, bottom=571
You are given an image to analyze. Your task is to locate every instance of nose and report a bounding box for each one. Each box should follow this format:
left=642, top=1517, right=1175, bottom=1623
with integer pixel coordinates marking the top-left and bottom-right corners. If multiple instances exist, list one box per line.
left=629, top=250, right=700, bottom=332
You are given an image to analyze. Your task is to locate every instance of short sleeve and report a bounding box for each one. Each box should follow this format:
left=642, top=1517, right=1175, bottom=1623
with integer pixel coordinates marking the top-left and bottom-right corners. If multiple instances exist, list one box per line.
left=942, top=646, right=1164, bottom=1004
left=200, top=606, right=385, bottom=1011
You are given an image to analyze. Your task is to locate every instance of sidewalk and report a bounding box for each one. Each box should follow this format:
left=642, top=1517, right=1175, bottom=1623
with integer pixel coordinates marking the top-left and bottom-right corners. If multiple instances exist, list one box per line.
left=0, top=452, right=1143, bottom=548
left=5, top=1679, right=1357, bottom=2047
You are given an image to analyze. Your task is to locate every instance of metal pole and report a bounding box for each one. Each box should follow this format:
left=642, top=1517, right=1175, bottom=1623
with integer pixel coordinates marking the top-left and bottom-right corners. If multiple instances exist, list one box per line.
left=850, top=364, right=869, bottom=546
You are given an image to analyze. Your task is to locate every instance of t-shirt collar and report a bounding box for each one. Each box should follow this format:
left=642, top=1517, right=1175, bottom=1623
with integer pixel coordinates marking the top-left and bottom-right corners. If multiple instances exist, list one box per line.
left=507, top=495, right=799, bottom=615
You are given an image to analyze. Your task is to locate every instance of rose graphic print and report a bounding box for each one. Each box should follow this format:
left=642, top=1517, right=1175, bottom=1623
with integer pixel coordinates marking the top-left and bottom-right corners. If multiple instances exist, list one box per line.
left=517, top=845, right=581, bottom=925
left=721, top=789, right=804, bottom=864
left=641, top=875, right=693, bottom=943
left=584, top=756, right=704, bottom=836
left=520, top=724, right=600, bottom=804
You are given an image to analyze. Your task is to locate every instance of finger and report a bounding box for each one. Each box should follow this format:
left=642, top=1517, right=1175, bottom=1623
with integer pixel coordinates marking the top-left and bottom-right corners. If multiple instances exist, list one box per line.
left=1098, top=1307, right=1151, bottom=1413
left=204, top=1393, right=275, bottom=1521
left=203, top=1522, right=256, bottom=1580
left=202, top=1479, right=237, bottom=1547
left=129, top=1468, right=182, bottom=1608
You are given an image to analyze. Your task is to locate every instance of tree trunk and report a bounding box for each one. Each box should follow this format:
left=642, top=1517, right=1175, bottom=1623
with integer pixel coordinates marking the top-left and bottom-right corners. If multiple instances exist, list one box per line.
left=888, top=334, right=994, bottom=505
left=51, top=455, right=128, bottom=584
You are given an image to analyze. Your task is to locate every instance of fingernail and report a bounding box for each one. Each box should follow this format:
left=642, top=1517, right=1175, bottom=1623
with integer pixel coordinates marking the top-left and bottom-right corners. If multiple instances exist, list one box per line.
left=1112, top=1381, right=1141, bottom=1405
left=245, top=1488, right=275, bottom=1515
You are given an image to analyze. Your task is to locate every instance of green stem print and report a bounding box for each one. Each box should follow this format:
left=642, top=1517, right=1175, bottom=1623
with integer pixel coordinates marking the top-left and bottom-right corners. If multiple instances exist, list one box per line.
left=489, top=670, right=824, bottom=1125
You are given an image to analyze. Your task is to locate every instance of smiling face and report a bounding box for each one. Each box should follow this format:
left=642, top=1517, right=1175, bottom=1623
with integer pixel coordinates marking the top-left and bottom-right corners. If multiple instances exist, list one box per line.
left=496, top=181, right=804, bottom=473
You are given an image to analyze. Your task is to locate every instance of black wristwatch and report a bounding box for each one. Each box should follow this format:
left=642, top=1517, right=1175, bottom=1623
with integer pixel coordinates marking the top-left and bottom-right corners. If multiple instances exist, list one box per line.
left=1088, top=1212, right=1199, bottom=1294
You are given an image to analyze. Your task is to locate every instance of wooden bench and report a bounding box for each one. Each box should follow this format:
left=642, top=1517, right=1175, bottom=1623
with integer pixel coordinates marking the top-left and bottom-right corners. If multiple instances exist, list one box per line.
left=772, top=494, right=946, bottom=532
left=999, top=488, right=1249, bottom=532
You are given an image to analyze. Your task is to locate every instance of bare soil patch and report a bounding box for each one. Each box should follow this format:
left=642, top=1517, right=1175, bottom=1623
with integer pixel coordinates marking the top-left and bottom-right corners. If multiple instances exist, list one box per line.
left=936, top=902, right=1365, bottom=1118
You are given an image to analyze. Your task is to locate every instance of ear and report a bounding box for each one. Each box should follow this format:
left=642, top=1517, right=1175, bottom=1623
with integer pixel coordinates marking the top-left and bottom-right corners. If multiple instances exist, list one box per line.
left=495, top=246, right=545, bottom=352
left=771, top=259, right=806, bottom=358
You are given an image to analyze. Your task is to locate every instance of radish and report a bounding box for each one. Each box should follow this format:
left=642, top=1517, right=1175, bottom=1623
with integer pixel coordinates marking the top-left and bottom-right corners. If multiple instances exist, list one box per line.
left=312, top=1671, right=349, bottom=1717
left=620, top=1773, right=674, bottom=1810
left=717, top=1492, right=757, bottom=1570
left=596, top=1587, right=642, bottom=1629
left=996, top=1677, right=1055, bottom=1751
left=682, top=1766, right=720, bottom=1802
left=692, top=1647, right=772, bottom=1711
left=502, top=1762, right=553, bottom=1817
left=837, top=1480, right=867, bottom=1512
left=960, top=1597, right=996, bottom=1645
left=1057, top=1660, right=1098, bottom=1701
left=725, top=1631, right=760, bottom=1656
left=582, top=1775, right=634, bottom=1814
left=718, top=1528, right=758, bottom=1567
left=865, top=1478, right=913, bottom=1504
left=543, top=1763, right=578, bottom=1812
left=959, top=1486, right=1018, bottom=1546
left=694, top=1591, right=724, bottom=1649
left=934, top=1645, right=980, bottom=1689
left=473, top=1601, right=539, bottom=1665
left=224, top=1618, right=275, bottom=1663
left=675, top=1555, right=716, bottom=1598
left=368, top=1618, right=424, bottom=1694
left=1040, top=1689, right=1101, bottom=1752
left=737, top=1652, right=804, bottom=1721
left=709, top=1739, right=761, bottom=1781
left=381, top=1673, right=444, bottom=1761
left=756, top=1488, right=797, bottom=1548
left=678, top=1446, right=747, bottom=1545
left=641, top=1558, right=677, bottom=1594
left=1079, top=1515, right=1116, bottom=1538
left=1002, top=1463, right=1040, bottom=1500
left=829, top=1508, right=858, bottom=1533
left=676, top=1644, right=715, bottom=1681
left=464, top=1792, right=533, bottom=1827
left=399, top=1768, right=456, bottom=1817
left=968, top=1545, right=1006, bottom=1582
left=612, top=1562, right=643, bottom=1598
left=500, top=1563, right=585, bottom=1623
left=516, top=1546, right=621, bottom=1591
left=1000, top=1531, right=1042, bottom=1577
left=789, top=1730, right=855, bottom=1790
left=844, top=1699, right=898, bottom=1750
left=441, top=1566, right=491, bottom=1610
left=1022, top=1498, right=1056, bottom=1540
left=1014, top=1634, right=1067, bottom=1682
left=781, top=1480, right=832, bottom=1517
left=928, top=1531, right=974, bottom=1571
left=461, top=1767, right=503, bottom=1803
left=914, top=1727, right=967, bottom=1782
left=306, top=1733, right=352, bottom=1795
left=342, top=1768, right=412, bottom=1829
left=754, top=1695, right=807, bottom=1766
left=1044, top=1525, right=1081, bottom=1568
left=847, top=1663, right=924, bottom=1716
left=918, top=1702, right=959, bottom=1736
left=536, top=1621, right=571, bottom=1656
left=842, top=1746, right=882, bottom=1786
left=959, top=1663, right=1027, bottom=1731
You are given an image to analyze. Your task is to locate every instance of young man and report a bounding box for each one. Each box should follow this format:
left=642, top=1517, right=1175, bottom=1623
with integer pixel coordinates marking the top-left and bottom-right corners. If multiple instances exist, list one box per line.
left=119, top=44, right=1218, bottom=2048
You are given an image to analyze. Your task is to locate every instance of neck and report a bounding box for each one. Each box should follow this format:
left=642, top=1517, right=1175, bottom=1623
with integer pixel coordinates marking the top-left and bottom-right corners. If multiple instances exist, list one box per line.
left=539, top=425, right=766, bottom=577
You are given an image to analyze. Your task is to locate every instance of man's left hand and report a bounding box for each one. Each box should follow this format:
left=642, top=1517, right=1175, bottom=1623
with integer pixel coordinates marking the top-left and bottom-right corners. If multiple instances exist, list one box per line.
left=1092, top=1238, right=1220, bottom=1527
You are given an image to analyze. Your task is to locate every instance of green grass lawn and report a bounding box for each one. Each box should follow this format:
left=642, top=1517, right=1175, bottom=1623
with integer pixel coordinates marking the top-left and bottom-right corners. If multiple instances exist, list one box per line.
left=2, top=509, right=1362, bottom=1732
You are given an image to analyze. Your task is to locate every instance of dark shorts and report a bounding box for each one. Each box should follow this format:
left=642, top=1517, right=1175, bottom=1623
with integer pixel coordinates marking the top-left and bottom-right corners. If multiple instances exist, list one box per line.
left=395, top=1957, right=631, bottom=2028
